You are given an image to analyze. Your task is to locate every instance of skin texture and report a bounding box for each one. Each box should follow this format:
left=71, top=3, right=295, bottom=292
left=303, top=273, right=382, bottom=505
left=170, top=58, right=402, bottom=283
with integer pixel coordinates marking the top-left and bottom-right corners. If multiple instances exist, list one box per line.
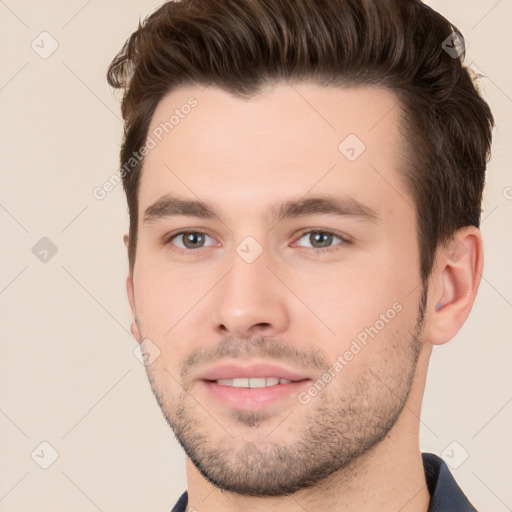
left=125, top=83, right=483, bottom=512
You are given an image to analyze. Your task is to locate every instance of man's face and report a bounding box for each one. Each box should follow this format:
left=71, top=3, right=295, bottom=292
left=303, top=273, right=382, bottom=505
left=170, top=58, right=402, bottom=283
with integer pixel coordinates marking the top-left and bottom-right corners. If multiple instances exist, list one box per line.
left=128, top=83, right=428, bottom=496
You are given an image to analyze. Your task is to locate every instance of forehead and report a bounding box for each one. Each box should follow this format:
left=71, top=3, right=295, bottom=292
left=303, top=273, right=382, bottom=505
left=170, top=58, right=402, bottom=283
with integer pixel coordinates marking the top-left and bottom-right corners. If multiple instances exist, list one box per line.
left=138, top=82, right=412, bottom=225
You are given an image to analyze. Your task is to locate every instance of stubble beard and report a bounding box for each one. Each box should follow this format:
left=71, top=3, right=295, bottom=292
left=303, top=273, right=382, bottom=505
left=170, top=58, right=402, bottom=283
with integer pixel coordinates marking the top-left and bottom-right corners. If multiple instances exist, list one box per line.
left=142, top=287, right=427, bottom=497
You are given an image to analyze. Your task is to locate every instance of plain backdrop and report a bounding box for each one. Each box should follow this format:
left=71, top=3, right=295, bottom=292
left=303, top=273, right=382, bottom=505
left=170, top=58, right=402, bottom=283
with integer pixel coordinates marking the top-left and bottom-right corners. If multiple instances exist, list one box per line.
left=0, top=1, right=511, bottom=511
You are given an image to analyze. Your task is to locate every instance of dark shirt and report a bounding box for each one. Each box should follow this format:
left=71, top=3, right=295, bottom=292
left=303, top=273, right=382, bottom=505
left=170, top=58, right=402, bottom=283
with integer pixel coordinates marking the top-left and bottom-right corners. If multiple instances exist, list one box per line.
left=170, top=452, right=478, bottom=511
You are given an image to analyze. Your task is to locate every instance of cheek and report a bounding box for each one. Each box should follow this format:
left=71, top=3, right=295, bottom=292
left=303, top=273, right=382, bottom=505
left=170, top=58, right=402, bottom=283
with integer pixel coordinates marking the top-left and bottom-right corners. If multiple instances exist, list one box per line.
left=132, top=251, right=227, bottom=344
left=132, top=260, right=191, bottom=338
left=132, top=228, right=420, bottom=363
left=287, top=254, right=409, bottom=337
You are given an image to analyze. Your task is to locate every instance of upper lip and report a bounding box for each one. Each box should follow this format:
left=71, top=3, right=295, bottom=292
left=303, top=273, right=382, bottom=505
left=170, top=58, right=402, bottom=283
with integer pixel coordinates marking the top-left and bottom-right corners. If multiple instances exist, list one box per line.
left=198, top=362, right=311, bottom=382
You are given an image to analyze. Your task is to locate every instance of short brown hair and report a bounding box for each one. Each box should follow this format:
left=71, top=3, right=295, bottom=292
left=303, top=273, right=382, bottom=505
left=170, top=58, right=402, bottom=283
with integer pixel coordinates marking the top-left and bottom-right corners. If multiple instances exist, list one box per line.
left=107, top=0, right=494, bottom=280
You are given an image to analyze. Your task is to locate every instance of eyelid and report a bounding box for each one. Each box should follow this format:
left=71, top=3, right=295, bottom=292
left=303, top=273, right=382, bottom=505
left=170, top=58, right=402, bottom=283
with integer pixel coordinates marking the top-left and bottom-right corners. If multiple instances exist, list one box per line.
left=164, top=228, right=351, bottom=253
left=164, top=229, right=217, bottom=248
left=291, top=228, right=351, bottom=251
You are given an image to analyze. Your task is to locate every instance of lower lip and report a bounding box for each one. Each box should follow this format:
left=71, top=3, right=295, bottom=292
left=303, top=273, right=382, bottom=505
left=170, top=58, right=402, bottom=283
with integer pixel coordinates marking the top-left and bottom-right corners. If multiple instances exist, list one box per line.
left=201, top=379, right=311, bottom=410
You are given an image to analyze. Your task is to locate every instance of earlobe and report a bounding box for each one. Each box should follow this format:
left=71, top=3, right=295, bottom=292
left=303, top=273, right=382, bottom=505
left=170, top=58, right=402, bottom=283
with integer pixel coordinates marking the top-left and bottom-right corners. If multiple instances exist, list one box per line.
left=126, top=274, right=142, bottom=342
left=126, top=267, right=142, bottom=343
left=130, top=318, right=142, bottom=343
left=123, top=233, right=142, bottom=342
left=424, top=227, right=483, bottom=346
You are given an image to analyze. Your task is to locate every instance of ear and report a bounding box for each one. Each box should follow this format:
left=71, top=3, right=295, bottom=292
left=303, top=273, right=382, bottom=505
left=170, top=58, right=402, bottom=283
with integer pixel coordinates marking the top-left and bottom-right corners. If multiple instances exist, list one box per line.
left=423, top=226, right=483, bottom=346
left=124, top=233, right=142, bottom=343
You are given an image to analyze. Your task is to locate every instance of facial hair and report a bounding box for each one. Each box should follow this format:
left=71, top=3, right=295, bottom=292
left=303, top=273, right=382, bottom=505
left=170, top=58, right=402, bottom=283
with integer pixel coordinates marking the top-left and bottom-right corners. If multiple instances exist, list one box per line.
left=141, top=286, right=427, bottom=497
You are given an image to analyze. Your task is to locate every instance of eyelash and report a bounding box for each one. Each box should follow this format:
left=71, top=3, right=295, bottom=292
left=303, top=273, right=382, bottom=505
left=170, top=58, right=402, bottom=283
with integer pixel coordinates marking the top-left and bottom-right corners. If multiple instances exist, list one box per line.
left=164, top=229, right=350, bottom=255
left=292, top=229, right=350, bottom=253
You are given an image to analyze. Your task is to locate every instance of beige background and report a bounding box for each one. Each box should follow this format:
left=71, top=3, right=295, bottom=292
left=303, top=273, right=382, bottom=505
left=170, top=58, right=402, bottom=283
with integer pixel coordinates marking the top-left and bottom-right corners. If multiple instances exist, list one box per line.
left=0, top=0, right=510, bottom=510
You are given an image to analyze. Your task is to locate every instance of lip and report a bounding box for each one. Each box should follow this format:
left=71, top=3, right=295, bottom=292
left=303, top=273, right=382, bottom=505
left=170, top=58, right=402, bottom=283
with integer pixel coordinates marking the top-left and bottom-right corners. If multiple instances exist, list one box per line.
left=201, top=379, right=311, bottom=411
left=196, top=361, right=312, bottom=411
left=198, top=362, right=310, bottom=382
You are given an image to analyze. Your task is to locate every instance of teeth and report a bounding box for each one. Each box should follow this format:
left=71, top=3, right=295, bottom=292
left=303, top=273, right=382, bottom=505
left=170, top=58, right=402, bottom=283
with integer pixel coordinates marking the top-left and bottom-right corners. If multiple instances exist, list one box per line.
left=215, top=377, right=293, bottom=388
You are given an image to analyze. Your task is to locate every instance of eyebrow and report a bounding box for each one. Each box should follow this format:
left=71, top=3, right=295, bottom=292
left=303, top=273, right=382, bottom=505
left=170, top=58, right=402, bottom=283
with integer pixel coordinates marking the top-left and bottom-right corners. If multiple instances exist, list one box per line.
left=143, top=193, right=379, bottom=224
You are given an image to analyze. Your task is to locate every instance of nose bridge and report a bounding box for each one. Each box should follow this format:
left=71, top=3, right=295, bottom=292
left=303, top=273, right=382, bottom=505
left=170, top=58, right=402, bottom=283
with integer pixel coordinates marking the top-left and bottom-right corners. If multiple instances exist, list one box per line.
left=211, top=234, right=289, bottom=336
left=228, top=236, right=271, bottom=299
left=223, top=235, right=274, bottom=307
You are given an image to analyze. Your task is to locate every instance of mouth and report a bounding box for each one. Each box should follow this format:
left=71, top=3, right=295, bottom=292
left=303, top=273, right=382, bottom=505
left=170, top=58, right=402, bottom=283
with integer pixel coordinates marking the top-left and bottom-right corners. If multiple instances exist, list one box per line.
left=208, top=377, right=296, bottom=387
left=196, top=361, right=313, bottom=411
left=200, top=376, right=311, bottom=411
left=198, top=361, right=311, bottom=382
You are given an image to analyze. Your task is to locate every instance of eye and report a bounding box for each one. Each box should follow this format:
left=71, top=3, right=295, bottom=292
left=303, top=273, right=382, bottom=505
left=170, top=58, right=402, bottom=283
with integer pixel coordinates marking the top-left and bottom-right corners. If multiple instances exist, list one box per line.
left=164, top=229, right=349, bottom=254
left=166, top=230, right=216, bottom=250
left=293, top=230, right=348, bottom=251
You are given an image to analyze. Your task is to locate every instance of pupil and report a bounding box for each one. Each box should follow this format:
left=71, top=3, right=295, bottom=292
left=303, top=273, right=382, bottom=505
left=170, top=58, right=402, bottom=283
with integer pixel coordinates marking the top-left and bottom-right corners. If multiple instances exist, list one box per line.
left=312, top=232, right=331, bottom=248
left=185, top=233, right=203, bottom=248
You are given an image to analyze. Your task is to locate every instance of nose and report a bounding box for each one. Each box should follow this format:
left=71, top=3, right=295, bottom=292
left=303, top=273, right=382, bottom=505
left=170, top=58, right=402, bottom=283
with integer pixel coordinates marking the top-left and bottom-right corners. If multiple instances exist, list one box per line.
left=210, top=243, right=290, bottom=339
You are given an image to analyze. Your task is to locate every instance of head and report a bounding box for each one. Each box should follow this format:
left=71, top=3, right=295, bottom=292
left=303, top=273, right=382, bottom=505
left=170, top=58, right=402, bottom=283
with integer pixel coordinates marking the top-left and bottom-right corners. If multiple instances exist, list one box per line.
left=108, top=0, right=493, bottom=497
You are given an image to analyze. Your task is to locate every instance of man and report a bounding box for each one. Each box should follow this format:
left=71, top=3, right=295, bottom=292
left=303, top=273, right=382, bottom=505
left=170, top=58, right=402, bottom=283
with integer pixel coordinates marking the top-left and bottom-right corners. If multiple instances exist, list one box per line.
left=107, top=0, right=494, bottom=510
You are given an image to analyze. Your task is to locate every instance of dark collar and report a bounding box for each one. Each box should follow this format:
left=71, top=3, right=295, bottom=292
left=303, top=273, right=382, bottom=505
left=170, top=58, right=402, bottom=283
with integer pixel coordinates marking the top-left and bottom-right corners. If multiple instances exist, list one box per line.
left=422, top=452, right=478, bottom=511
left=171, top=452, right=478, bottom=511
